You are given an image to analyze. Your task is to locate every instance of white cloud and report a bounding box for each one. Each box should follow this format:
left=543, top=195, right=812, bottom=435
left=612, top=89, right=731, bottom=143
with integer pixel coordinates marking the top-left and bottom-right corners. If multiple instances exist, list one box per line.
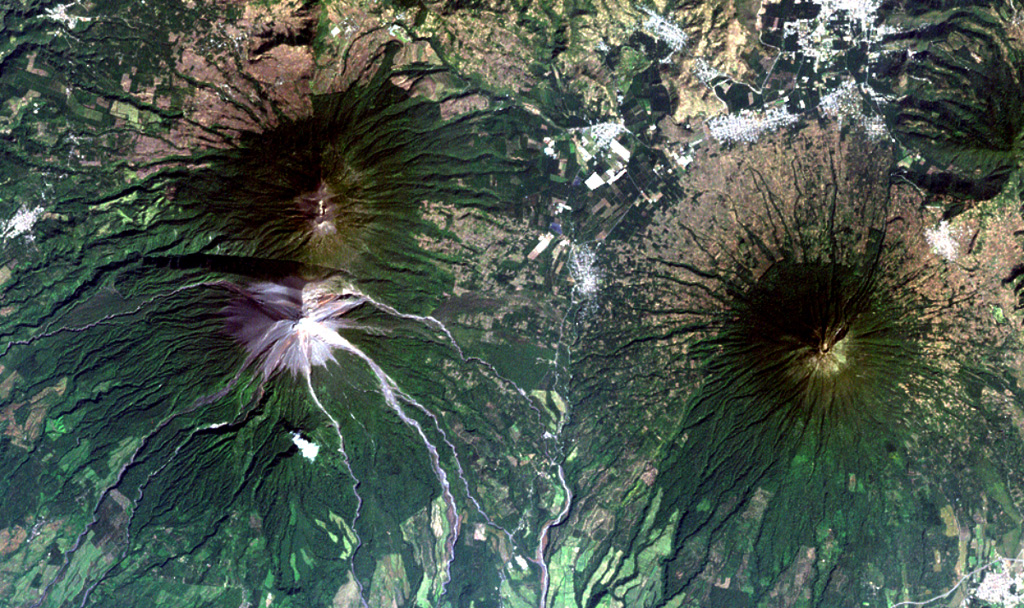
left=291, top=432, right=320, bottom=462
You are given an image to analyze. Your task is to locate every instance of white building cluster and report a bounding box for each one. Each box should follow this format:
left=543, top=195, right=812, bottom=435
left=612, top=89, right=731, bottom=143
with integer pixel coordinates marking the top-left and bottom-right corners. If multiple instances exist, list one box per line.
left=925, top=220, right=963, bottom=262
left=581, top=122, right=630, bottom=152
left=858, top=114, right=887, bottom=140
left=965, top=559, right=1024, bottom=608
left=691, top=58, right=722, bottom=86
left=44, top=2, right=92, bottom=29
left=569, top=245, right=600, bottom=299
left=818, top=80, right=860, bottom=117
left=2, top=205, right=45, bottom=243
left=817, top=0, right=882, bottom=26
left=707, top=106, right=800, bottom=144
left=817, top=80, right=889, bottom=139
left=641, top=8, right=689, bottom=52
left=781, top=0, right=893, bottom=74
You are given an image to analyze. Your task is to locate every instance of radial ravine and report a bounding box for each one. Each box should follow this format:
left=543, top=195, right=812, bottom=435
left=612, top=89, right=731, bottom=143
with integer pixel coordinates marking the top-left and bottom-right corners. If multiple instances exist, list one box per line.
left=223, top=278, right=368, bottom=379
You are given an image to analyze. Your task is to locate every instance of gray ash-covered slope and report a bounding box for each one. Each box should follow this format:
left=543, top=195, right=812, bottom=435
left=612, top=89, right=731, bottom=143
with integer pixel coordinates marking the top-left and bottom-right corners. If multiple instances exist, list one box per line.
left=0, top=4, right=561, bottom=607
left=557, top=126, right=1024, bottom=607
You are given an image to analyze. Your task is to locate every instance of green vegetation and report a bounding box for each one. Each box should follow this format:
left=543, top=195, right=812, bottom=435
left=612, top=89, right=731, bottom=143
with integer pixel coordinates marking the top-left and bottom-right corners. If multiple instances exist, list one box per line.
left=172, top=41, right=538, bottom=312
left=2, top=0, right=1024, bottom=606
left=0, top=3, right=559, bottom=605
left=875, top=0, right=1024, bottom=200
left=563, top=132, right=1024, bottom=606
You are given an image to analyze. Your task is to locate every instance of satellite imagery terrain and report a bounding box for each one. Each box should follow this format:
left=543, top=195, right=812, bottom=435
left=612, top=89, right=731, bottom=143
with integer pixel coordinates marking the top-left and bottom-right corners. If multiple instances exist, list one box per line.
left=2, top=0, right=1024, bottom=606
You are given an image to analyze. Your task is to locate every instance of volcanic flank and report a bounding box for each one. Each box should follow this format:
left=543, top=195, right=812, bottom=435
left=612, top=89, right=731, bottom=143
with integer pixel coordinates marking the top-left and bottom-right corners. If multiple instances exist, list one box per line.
left=0, top=36, right=559, bottom=608
left=872, top=0, right=1024, bottom=200
left=702, top=258, right=924, bottom=450
left=562, top=123, right=1024, bottom=606
left=171, top=42, right=535, bottom=310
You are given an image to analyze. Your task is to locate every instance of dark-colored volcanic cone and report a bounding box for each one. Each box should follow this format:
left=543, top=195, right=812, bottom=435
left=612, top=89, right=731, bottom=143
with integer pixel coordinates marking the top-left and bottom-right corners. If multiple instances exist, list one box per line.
left=653, top=149, right=940, bottom=603
left=562, top=127, right=1024, bottom=607
left=172, top=41, right=535, bottom=309
left=694, top=259, right=925, bottom=456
